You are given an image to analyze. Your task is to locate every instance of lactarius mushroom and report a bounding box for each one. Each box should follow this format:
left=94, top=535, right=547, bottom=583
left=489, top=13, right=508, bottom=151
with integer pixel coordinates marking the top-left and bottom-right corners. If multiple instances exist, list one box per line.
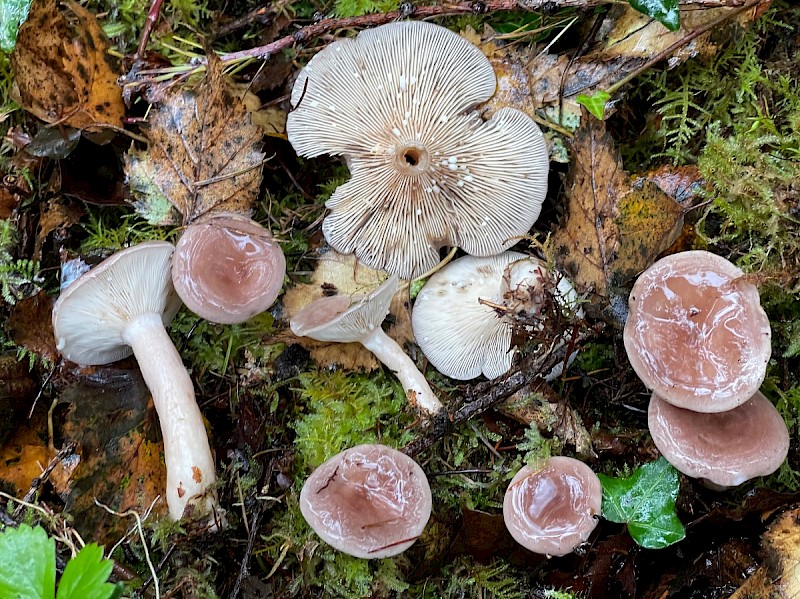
left=300, top=444, right=432, bottom=558
left=503, top=456, right=602, bottom=556
left=412, top=252, right=581, bottom=381
left=52, top=241, right=218, bottom=522
left=291, top=276, right=443, bottom=416
left=287, top=20, right=549, bottom=279
left=624, top=250, right=771, bottom=413
left=648, top=391, right=789, bottom=489
left=172, top=212, right=286, bottom=324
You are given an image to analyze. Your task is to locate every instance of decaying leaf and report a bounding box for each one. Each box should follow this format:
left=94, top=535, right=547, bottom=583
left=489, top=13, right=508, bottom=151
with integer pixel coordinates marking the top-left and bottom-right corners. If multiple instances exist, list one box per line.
left=126, top=55, right=266, bottom=225
left=0, top=418, right=49, bottom=496
left=35, top=197, right=83, bottom=258
left=58, top=367, right=167, bottom=544
left=552, top=114, right=684, bottom=309
left=8, top=291, right=57, bottom=363
left=498, top=381, right=595, bottom=458
left=10, top=0, right=124, bottom=131
left=234, top=82, right=287, bottom=137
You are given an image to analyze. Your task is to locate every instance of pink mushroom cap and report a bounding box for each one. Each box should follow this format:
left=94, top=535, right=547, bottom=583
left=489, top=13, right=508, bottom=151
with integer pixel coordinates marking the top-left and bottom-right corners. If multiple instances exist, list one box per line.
left=299, top=444, right=432, bottom=559
left=503, top=456, right=602, bottom=556
left=648, top=390, right=789, bottom=488
left=624, top=250, right=771, bottom=413
left=172, top=212, right=286, bottom=324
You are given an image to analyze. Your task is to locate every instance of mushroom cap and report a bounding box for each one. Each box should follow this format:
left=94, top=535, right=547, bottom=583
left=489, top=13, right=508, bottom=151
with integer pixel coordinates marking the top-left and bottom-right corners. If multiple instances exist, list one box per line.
left=299, top=444, right=432, bottom=559
left=648, top=390, right=789, bottom=488
left=287, top=21, right=549, bottom=279
left=53, top=241, right=182, bottom=366
left=624, top=250, right=771, bottom=413
left=412, top=252, right=579, bottom=380
left=503, top=456, right=602, bottom=556
left=290, top=275, right=397, bottom=343
left=172, top=212, right=286, bottom=324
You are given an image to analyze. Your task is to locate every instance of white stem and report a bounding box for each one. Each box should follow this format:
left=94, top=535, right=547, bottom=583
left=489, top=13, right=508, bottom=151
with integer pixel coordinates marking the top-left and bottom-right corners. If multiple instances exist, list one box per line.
left=362, top=329, right=443, bottom=416
left=123, top=313, right=218, bottom=521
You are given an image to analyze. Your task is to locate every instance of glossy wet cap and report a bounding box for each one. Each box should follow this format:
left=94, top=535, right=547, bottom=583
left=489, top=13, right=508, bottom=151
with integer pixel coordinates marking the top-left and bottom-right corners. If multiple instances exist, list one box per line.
left=299, top=444, right=432, bottom=559
left=503, top=456, right=602, bottom=556
left=287, top=21, right=549, bottom=279
left=52, top=241, right=182, bottom=365
left=624, top=250, right=771, bottom=413
left=171, top=212, right=286, bottom=324
left=648, top=390, right=789, bottom=488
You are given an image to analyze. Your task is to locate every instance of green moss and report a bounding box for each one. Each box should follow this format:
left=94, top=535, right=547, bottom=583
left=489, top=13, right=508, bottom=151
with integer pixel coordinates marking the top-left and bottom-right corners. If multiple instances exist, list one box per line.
left=79, top=210, right=174, bottom=254
left=292, top=370, right=414, bottom=472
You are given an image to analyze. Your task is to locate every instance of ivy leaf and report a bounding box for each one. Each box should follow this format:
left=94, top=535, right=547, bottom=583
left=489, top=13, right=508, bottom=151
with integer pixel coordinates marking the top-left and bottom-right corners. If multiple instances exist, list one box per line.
left=598, top=457, right=686, bottom=549
left=628, top=0, right=680, bottom=32
left=56, top=543, right=119, bottom=599
left=0, top=0, right=32, bottom=52
left=576, top=91, right=610, bottom=120
left=0, top=524, right=56, bottom=599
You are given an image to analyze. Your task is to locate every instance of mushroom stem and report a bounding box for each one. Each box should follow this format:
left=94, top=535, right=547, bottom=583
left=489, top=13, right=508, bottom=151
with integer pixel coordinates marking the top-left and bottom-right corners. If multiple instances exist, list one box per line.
left=122, top=313, right=217, bottom=521
left=361, top=329, right=443, bottom=416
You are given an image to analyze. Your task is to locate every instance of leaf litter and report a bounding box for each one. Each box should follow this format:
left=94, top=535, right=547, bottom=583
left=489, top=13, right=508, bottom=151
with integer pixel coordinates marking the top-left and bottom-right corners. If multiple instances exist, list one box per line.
left=126, top=55, right=267, bottom=225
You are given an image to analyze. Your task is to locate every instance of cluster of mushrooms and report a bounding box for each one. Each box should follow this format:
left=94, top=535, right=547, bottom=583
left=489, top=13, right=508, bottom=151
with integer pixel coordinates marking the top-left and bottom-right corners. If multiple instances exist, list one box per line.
left=624, top=250, right=788, bottom=489
left=48, top=18, right=787, bottom=562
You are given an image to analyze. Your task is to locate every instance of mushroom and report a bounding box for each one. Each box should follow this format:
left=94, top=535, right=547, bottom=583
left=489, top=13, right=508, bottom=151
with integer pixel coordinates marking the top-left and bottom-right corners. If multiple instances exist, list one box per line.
left=411, top=252, right=581, bottom=381
left=287, top=20, right=549, bottom=279
left=648, top=391, right=789, bottom=489
left=172, top=212, right=286, bottom=324
left=624, top=250, right=771, bottom=413
left=290, top=275, right=443, bottom=417
left=52, top=241, right=218, bottom=522
left=299, top=443, right=432, bottom=559
left=503, top=456, right=602, bottom=556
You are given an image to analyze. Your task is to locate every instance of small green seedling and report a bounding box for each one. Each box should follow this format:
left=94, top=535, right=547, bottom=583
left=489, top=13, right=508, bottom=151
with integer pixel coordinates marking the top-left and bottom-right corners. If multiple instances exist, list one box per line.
left=0, top=524, right=122, bottom=599
left=598, top=457, right=686, bottom=549
left=575, top=91, right=611, bottom=121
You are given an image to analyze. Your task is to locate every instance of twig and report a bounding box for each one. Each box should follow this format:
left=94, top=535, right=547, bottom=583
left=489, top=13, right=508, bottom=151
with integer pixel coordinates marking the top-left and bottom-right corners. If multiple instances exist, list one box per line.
left=230, top=504, right=264, bottom=599
left=124, top=0, right=759, bottom=88
left=136, top=0, right=167, bottom=61
left=401, top=326, right=594, bottom=457
left=13, top=443, right=77, bottom=518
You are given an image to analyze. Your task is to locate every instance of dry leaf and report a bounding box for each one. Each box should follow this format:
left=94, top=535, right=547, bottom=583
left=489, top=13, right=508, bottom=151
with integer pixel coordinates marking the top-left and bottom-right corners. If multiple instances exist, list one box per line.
left=552, top=114, right=684, bottom=307
left=35, top=198, right=83, bottom=258
left=11, top=0, right=124, bottom=131
left=234, top=83, right=287, bottom=136
left=126, top=55, right=266, bottom=225
left=0, top=420, right=49, bottom=496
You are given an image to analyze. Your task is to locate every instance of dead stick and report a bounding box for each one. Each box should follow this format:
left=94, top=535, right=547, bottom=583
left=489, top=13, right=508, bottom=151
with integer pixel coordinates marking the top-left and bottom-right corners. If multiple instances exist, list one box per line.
left=209, top=0, right=756, bottom=66
left=136, top=0, right=166, bottom=61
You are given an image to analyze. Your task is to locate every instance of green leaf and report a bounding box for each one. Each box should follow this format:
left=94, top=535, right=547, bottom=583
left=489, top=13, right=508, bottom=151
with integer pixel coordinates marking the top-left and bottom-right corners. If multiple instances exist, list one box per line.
left=56, top=544, right=117, bottom=599
left=0, top=524, right=56, bottom=599
left=628, top=0, right=680, bottom=31
left=576, top=91, right=611, bottom=120
left=598, top=458, right=686, bottom=549
left=0, top=0, right=32, bottom=53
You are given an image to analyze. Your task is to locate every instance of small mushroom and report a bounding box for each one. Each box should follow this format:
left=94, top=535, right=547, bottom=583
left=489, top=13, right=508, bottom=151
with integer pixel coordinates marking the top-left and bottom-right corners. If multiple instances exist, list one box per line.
left=624, top=250, right=771, bottom=413
left=290, top=275, right=443, bottom=416
left=172, top=212, right=286, bottom=324
left=411, top=252, right=580, bottom=381
left=648, top=391, right=789, bottom=489
left=287, top=20, right=549, bottom=279
left=503, top=456, right=602, bottom=556
left=299, top=444, right=432, bottom=559
left=52, top=241, right=218, bottom=522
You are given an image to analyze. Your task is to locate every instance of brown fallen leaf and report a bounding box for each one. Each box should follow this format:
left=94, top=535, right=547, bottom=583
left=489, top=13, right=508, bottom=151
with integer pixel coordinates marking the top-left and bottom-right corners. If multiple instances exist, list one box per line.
left=35, top=198, right=83, bottom=259
left=8, top=291, right=57, bottom=363
left=552, top=113, right=684, bottom=311
left=126, top=55, right=266, bottom=225
left=0, top=419, right=49, bottom=496
left=11, top=0, right=124, bottom=131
